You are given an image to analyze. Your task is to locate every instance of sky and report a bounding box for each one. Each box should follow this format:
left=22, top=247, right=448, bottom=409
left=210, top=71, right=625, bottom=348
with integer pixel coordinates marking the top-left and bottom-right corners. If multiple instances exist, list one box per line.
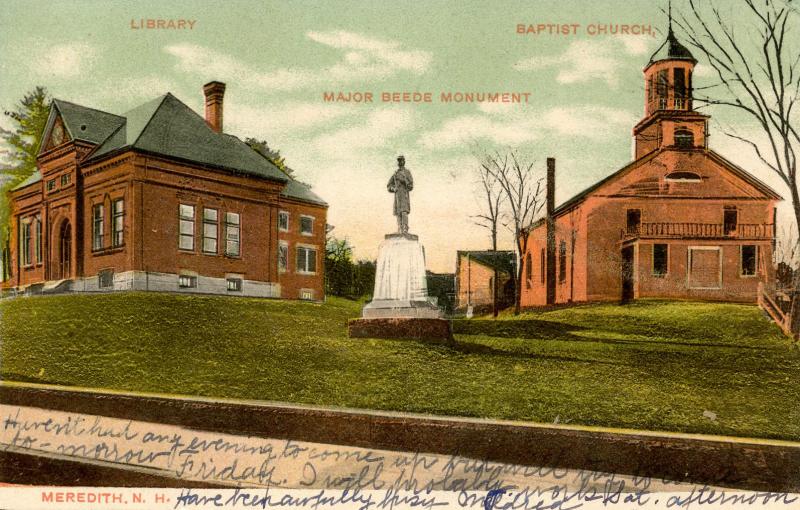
left=0, top=0, right=792, bottom=272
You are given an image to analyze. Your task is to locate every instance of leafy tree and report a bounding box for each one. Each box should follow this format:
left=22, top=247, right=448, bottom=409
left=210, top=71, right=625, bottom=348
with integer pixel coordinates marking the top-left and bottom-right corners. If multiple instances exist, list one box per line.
left=0, top=87, right=50, bottom=280
left=245, top=137, right=294, bottom=177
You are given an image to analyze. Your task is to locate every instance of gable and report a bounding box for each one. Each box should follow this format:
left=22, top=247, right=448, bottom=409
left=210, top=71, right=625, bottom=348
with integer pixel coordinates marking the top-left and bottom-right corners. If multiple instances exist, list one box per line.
left=42, top=111, right=71, bottom=151
left=38, top=99, right=125, bottom=156
left=582, top=150, right=781, bottom=203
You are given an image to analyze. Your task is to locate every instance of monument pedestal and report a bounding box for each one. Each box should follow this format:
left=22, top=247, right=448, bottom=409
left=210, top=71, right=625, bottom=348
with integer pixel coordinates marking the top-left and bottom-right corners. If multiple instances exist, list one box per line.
left=349, top=233, right=452, bottom=343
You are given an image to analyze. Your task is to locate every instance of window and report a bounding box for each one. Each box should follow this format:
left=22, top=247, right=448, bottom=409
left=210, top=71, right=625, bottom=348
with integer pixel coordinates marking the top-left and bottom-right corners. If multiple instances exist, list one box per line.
left=296, top=246, right=317, bottom=274
left=674, top=68, right=686, bottom=108
left=225, top=212, right=240, bottom=256
left=665, top=171, right=701, bottom=182
left=540, top=248, right=545, bottom=285
left=178, top=275, right=197, bottom=288
left=558, top=240, right=567, bottom=283
left=20, top=219, right=31, bottom=266
left=525, top=252, right=533, bottom=287
left=724, top=208, right=738, bottom=236
left=626, top=209, right=641, bottom=235
left=741, top=245, right=757, bottom=276
left=34, top=216, right=42, bottom=264
left=300, top=289, right=314, bottom=301
left=657, top=69, right=669, bottom=109
left=300, top=215, right=313, bottom=235
left=227, top=278, right=243, bottom=292
left=278, top=242, right=289, bottom=272
left=674, top=129, right=694, bottom=149
left=653, top=244, right=668, bottom=276
left=278, top=211, right=289, bottom=232
left=92, top=204, right=104, bottom=251
left=203, top=208, right=218, bottom=254
left=98, top=269, right=114, bottom=288
left=47, top=179, right=56, bottom=191
left=179, top=204, right=195, bottom=250
left=112, top=199, right=124, bottom=247
left=60, top=174, right=71, bottom=186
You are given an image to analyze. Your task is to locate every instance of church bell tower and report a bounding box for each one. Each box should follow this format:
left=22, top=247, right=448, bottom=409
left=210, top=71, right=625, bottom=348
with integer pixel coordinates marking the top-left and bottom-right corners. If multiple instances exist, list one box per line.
left=633, top=9, right=709, bottom=159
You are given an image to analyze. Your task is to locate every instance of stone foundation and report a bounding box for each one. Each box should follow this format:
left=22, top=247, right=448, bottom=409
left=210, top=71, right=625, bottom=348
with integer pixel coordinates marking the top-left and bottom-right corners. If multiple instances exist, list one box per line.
left=348, top=318, right=453, bottom=344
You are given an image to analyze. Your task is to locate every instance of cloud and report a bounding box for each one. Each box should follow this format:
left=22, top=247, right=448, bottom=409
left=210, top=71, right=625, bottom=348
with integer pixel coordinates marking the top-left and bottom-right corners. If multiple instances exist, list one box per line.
left=225, top=101, right=358, bottom=140
left=30, top=42, right=97, bottom=78
left=165, top=31, right=432, bottom=92
left=420, top=104, right=635, bottom=149
left=514, top=36, right=654, bottom=87
left=312, top=107, right=418, bottom=159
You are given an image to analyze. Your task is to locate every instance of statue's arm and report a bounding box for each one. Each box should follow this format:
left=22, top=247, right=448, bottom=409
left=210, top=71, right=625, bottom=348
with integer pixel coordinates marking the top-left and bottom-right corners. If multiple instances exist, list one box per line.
left=387, top=175, right=396, bottom=192
left=405, top=170, right=414, bottom=191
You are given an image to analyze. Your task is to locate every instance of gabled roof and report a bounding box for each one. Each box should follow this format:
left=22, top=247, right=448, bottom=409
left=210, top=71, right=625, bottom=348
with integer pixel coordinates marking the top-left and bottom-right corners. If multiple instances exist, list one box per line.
left=540, top=148, right=782, bottom=224
left=11, top=170, right=42, bottom=191
left=457, top=250, right=516, bottom=274
left=40, top=99, right=126, bottom=151
left=85, top=93, right=287, bottom=183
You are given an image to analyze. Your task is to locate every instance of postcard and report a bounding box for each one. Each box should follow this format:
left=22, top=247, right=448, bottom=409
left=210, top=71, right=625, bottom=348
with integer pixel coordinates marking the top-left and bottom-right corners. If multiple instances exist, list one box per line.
left=0, top=0, right=798, bottom=509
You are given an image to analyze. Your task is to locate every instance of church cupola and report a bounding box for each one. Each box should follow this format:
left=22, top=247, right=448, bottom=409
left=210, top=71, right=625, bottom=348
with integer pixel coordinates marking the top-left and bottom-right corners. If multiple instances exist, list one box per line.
left=633, top=6, right=708, bottom=159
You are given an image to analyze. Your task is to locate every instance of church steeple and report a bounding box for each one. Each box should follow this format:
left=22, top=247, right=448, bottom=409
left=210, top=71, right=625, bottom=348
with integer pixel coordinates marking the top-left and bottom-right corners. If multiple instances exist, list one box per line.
left=633, top=6, right=707, bottom=159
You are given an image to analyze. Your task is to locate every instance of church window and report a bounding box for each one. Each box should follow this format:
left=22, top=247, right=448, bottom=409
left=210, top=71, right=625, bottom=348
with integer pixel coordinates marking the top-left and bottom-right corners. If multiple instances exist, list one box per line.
left=558, top=240, right=567, bottom=283
left=179, top=204, right=195, bottom=250
left=665, top=171, right=701, bottom=182
left=674, top=129, right=694, bottom=148
left=674, top=68, right=686, bottom=108
left=653, top=244, right=668, bottom=276
left=741, top=245, right=757, bottom=276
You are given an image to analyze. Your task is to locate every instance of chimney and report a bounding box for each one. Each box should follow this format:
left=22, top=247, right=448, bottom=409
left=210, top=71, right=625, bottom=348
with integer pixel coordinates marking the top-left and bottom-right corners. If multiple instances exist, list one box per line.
left=203, top=81, right=226, bottom=133
left=546, top=157, right=556, bottom=305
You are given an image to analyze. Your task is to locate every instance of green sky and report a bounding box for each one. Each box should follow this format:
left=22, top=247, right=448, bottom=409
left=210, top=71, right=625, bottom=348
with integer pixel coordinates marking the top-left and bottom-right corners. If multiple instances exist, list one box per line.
left=0, top=0, right=788, bottom=271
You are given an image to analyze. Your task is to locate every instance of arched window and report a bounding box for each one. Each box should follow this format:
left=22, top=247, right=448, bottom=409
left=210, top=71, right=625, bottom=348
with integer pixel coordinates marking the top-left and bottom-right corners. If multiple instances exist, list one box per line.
left=665, top=171, right=702, bottom=182
left=674, top=129, right=694, bottom=148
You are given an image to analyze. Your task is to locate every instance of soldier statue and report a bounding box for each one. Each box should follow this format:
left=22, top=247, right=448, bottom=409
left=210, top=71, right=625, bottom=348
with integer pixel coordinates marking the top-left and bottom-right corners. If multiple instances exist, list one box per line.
left=387, top=155, right=413, bottom=234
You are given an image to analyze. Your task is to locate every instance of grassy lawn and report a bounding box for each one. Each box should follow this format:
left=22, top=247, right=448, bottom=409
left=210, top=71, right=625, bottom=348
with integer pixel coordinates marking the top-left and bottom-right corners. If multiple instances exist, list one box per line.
left=1, top=292, right=798, bottom=440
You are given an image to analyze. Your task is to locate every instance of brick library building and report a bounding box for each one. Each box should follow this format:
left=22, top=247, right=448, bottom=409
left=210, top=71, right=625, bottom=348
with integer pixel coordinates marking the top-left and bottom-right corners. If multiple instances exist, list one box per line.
left=2, top=81, right=328, bottom=300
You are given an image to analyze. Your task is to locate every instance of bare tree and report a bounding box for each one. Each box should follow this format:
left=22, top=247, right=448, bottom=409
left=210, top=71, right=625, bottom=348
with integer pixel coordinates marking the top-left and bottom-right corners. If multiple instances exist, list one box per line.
left=674, top=0, right=800, bottom=331
left=483, top=148, right=546, bottom=315
left=675, top=0, right=799, bottom=231
left=472, top=145, right=506, bottom=317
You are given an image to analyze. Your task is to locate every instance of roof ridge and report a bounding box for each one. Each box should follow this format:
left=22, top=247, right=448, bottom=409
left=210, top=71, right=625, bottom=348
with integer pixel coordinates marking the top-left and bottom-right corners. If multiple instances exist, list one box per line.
left=129, top=94, right=170, bottom=148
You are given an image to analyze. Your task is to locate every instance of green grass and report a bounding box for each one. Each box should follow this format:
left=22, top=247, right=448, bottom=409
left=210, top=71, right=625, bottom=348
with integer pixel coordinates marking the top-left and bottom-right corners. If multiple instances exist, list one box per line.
left=1, top=293, right=799, bottom=440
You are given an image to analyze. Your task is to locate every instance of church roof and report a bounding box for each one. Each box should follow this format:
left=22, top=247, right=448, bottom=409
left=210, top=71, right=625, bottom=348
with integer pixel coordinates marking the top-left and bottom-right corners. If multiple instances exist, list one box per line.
left=86, top=93, right=288, bottom=183
left=648, top=29, right=696, bottom=65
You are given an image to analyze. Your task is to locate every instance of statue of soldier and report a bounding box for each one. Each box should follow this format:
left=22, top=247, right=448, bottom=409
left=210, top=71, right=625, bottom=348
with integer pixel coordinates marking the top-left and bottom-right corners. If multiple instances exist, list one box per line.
left=387, top=155, right=413, bottom=234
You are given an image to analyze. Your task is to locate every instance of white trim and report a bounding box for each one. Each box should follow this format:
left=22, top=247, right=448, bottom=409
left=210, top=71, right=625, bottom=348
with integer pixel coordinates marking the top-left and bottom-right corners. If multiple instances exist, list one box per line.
left=687, top=246, right=722, bottom=290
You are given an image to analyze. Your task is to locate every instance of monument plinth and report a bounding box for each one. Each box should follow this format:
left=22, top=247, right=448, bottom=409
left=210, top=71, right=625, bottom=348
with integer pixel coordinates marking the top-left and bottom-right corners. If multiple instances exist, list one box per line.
left=348, top=156, right=452, bottom=343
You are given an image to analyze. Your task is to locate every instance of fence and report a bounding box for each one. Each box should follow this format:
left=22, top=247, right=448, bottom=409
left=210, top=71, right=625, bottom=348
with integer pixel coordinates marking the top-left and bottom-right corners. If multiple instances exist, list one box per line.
left=758, top=282, right=798, bottom=340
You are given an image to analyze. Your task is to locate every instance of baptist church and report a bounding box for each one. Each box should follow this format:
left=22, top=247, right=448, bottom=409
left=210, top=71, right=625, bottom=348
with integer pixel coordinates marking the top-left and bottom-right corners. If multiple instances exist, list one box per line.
left=2, top=81, right=327, bottom=300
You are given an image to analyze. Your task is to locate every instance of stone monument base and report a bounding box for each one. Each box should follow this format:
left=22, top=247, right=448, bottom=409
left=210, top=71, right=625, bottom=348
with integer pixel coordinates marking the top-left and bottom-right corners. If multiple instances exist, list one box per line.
left=361, top=299, right=441, bottom=319
left=348, top=318, right=453, bottom=344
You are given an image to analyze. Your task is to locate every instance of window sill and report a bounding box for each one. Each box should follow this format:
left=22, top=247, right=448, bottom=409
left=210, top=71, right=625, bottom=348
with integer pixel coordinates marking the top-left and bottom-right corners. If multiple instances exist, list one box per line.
left=296, top=271, right=317, bottom=276
left=740, top=274, right=758, bottom=278
left=300, top=232, right=313, bottom=237
left=651, top=273, right=668, bottom=278
left=224, top=254, right=241, bottom=259
left=92, top=246, right=124, bottom=256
